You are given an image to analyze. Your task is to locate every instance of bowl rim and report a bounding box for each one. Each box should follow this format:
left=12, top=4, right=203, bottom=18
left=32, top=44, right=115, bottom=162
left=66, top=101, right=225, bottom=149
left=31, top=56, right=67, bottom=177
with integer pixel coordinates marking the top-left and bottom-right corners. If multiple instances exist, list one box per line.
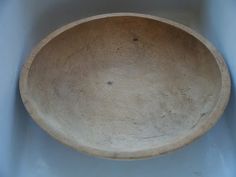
left=19, top=12, right=231, bottom=160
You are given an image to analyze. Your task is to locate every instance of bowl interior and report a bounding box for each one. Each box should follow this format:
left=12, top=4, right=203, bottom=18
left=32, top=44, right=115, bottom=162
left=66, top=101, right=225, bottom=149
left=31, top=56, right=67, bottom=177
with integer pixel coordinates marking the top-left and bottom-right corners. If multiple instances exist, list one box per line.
left=25, top=16, right=222, bottom=156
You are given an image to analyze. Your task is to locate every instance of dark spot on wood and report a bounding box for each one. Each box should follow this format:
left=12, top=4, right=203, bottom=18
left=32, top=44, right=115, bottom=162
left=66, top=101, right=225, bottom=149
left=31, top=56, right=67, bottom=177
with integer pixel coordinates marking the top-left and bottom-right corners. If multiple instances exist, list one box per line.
left=161, top=114, right=165, bottom=118
left=133, top=38, right=138, bottom=41
left=107, top=81, right=113, bottom=85
left=200, top=112, right=206, bottom=117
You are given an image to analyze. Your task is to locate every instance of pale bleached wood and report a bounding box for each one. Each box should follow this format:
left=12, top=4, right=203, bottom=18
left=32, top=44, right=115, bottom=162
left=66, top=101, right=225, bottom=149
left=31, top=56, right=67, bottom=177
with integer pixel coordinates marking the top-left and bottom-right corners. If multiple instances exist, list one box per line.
left=20, top=13, right=230, bottom=159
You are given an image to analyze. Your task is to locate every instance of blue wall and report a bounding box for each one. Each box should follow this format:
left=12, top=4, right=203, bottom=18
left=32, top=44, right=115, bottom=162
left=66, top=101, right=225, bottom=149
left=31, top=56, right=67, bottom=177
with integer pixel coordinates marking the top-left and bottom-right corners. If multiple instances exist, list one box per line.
left=202, top=0, right=236, bottom=142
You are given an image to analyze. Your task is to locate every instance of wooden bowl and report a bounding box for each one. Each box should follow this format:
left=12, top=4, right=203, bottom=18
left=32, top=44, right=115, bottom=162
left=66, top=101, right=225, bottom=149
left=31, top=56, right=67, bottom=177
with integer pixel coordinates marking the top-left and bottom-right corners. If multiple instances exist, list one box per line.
left=20, top=13, right=230, bottom=159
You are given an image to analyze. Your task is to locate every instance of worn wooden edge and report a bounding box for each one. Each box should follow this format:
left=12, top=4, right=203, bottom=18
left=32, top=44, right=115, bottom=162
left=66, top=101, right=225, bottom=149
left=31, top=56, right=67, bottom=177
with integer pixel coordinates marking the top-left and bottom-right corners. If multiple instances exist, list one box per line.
left=19, top=13, right=231, bottom=160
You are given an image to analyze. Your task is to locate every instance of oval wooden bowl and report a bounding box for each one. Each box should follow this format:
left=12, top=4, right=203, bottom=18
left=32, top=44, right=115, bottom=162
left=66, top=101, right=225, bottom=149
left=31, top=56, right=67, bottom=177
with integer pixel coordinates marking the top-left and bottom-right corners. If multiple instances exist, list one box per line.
left=20, top=13, right=230, bottom=159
